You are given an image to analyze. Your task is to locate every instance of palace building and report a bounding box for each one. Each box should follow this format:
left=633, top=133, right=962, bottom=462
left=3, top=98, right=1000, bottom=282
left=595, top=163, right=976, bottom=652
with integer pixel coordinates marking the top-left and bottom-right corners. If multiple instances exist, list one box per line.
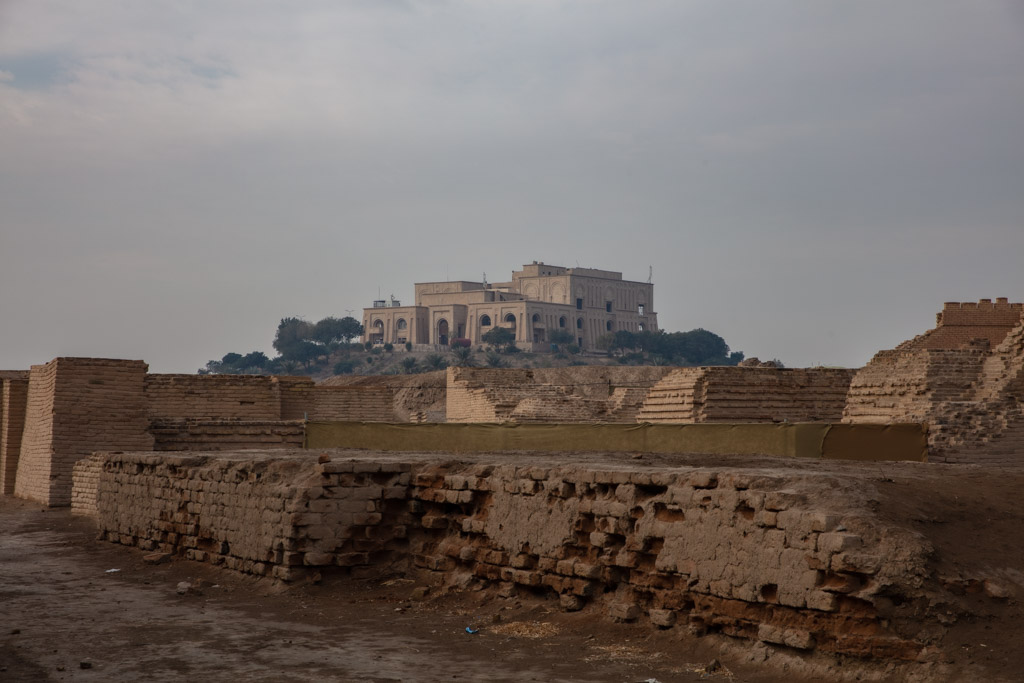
left=362, top=262, right=658, bottom=351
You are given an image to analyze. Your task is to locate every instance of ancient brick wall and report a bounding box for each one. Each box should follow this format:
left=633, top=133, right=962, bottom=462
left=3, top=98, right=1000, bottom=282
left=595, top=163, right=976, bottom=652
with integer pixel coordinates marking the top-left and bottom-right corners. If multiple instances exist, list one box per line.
left=638, top=368, right=854, bottom=423
left=71, top=453, right=103, bottom=516
left=145, top=374, right=285, bottom=420
left=446, top=366, right=672, bottom=423
left=0, top=374, right=29, bottom=495
left=844, top=301, right=1024, bottom=465
left=903, top=299, right=1024, bottom=351
left=149, top=419, right=306, bottom=451
left=308, top=386, right=396, bottom=422
left=87, top=452, right=412, bottom=580
left=15, top=358, right=153, bottom=506
left=82, top=449, right=936, bottom=661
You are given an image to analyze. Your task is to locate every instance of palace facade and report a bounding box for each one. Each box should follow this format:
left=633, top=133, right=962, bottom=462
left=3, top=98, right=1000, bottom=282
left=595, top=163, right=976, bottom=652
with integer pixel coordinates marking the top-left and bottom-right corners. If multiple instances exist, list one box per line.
left=362, top=262, right=658, bottom=351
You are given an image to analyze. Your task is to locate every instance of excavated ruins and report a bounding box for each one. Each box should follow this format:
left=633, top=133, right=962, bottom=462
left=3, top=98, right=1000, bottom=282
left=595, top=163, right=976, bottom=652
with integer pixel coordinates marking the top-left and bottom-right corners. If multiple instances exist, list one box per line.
left=3, top=299, right=1024, bottom=681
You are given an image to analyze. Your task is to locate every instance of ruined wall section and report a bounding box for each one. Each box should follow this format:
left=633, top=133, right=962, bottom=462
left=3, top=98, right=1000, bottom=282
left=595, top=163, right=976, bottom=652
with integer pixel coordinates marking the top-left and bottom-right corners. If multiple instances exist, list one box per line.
left=15, top=358, right=152, bottom=506
left=638, top=368, right=854, bottom=424
left=0, top=374, right=29, bottom=494
left=81, top=450, right=938, bottom=661
left=844, top=301, right=1024, bottom=465
left=89, top=452, right=412, bottom=580
left=446, top=366, right=672, bottom=423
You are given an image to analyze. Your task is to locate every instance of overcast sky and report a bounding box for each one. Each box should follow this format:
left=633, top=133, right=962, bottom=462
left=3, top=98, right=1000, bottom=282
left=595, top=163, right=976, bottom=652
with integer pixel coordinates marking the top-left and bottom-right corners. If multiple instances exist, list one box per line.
left=2, top=1, right=1022, bottom=372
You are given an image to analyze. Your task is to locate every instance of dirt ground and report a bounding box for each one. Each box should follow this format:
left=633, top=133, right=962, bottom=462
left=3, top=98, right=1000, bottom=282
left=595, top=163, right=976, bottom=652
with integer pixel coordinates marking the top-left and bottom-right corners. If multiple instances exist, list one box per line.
left=0, top=496, right=762, bottom=683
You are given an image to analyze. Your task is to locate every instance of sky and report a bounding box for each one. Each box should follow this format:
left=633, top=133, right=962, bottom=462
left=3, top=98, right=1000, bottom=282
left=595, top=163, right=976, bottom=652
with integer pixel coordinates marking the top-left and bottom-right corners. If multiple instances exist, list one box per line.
left=1, top=1, right=1023, bottom=373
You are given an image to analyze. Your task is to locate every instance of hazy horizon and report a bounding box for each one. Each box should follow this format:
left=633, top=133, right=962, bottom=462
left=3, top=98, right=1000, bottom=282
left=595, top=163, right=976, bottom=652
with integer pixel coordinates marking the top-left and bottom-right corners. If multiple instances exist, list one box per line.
left=2, top=1, right=1022, bottom=373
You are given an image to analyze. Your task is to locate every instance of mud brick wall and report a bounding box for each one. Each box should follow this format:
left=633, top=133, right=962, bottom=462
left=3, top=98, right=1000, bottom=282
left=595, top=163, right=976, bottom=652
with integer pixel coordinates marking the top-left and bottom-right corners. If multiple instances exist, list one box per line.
left=81, top=450, right=936, bottom=661
left=410, top=463, right=929, bottom=661
left=87, top=452, right=412, bottom=581
left=71, top=454, right=103, bottom=516
left=905, top=300, right=1024, bottom=351
left=638, top=368, right=855, bottom=423
left=15, top=358, right=153, bottom=506
left=145, top=374, right=286, bottom=420
left=0, top=375, right=29, bottom=495
left=446, top=367, right=671, bottom=423
left=275, top=377, right=319, bottom=420
left=149, top=419, right=306, bottom=451
left=845, top=302, right=1024, bottom=465
left=309, top=386, right=396, bottom=422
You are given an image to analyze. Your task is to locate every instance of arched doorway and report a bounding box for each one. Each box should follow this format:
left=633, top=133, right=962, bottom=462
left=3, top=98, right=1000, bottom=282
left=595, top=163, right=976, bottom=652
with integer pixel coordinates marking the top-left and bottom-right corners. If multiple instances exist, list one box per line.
left=437, top=319, right=449, bottom=346
left=504, top=313, right=517, bottom=339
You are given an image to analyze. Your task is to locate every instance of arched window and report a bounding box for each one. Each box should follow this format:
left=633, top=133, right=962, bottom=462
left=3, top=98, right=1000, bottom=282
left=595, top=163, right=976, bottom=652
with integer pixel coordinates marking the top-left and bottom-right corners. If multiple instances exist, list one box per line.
left=532, top=313, right=541, bottom=324
left=396, top=319, right=407, bottom=330
left=576, top=318, right=583, bottom=329
left=638, top=323, right=646, bottom=332
left=480, top=314, right=492, bottom=326
left=559, top=316, right=566, bottom=328
left=606, top=321, right=613, bottom=331
left=504, top=313, right=516, bottom=324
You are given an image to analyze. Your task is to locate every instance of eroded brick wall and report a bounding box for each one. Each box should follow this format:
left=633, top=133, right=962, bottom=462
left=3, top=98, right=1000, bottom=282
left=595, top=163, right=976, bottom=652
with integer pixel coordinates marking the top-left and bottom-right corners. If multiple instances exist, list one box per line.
left=446, top=366, right=672, bottom=423
left=0, top=375, right=29, bottom=494
left=638, top=368, right=854, bottom=423
left=82, top=450, right=934, bottom=661
left=15, top=358, right=153, bottom=506
left=844, top=301, right=1024, bottom=465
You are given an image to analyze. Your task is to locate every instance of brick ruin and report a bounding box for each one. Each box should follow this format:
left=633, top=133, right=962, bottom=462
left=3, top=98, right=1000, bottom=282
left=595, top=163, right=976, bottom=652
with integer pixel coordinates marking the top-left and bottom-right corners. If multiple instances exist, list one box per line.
left=844, top=299, right=1024, bottom=465
left=72, top=449, right=1001, bottom=666
left=446, top=366, right=674, bottom=423
left=637, top=367, right=856, bottom=424
left=1, top=358, right=398, bottom=506
left=5, top=300, right=1024, bottom=675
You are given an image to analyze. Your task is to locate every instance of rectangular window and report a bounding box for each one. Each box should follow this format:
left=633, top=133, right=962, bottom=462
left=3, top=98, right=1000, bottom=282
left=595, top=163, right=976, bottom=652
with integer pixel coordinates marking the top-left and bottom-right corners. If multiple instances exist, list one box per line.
left=576, top=298, right=583, bottom=310
left=638, top=303, right=645, bottom=315
left=605, top=301, right=612, bottom=312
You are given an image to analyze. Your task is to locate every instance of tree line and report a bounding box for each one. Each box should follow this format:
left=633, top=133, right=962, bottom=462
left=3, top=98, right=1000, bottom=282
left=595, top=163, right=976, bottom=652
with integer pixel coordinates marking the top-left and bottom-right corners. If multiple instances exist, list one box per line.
left=200, top=316, right=363, bottom=375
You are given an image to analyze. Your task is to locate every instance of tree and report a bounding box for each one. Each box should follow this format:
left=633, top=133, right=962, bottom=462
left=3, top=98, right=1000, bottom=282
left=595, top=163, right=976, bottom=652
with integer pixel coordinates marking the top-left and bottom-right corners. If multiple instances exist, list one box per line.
left=424, top=354, right=448, bottom=370
left=273, top=318, right=314, bottom=357
left=450, top=346, right=475, bottom=367
left=240, top=351, right=269, bottom=370
left=400, top=357, right=419, bottom=374
left=482, top=326, right=516, bottom=351
left=333, top=359, right=360, bottom=375
left=548, top=329, right=574, bottom=345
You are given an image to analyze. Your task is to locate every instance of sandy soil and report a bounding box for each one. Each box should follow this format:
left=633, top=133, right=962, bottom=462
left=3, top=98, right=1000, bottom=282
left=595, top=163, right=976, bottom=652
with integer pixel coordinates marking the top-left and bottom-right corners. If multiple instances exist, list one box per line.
left=0, top=497, right=750, bottom=683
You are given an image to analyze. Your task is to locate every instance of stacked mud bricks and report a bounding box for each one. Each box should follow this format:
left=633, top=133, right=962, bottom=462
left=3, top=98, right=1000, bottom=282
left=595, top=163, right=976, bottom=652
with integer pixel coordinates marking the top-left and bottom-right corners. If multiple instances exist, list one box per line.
left=77, top=450, right=928, bottom=661
left=84, top=452, right=412, bottom=581
left=845, top=299, right=1024, bottom=465
left=637, top=367, right=856, bottom=423
left=15, top=359, right=153, bottom=507
left=2, top=360, right=398, bottom=507
left=0, top=371, right=29, bottom=494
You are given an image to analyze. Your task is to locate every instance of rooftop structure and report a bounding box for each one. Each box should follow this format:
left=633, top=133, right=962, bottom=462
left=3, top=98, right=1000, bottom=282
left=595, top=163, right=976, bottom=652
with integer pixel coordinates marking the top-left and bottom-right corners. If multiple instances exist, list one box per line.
left=362, top=261, right=658, bottom=351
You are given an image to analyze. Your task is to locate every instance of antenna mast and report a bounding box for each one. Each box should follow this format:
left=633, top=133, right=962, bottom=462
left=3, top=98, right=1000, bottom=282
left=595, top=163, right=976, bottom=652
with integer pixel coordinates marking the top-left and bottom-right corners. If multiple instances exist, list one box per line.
left=648, top=266, right=653, bottom=283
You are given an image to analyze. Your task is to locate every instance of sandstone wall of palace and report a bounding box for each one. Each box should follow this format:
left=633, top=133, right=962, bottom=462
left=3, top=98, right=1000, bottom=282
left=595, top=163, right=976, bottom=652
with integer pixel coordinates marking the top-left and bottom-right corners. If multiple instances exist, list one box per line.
left=76, top=449, right=942, bottom=662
